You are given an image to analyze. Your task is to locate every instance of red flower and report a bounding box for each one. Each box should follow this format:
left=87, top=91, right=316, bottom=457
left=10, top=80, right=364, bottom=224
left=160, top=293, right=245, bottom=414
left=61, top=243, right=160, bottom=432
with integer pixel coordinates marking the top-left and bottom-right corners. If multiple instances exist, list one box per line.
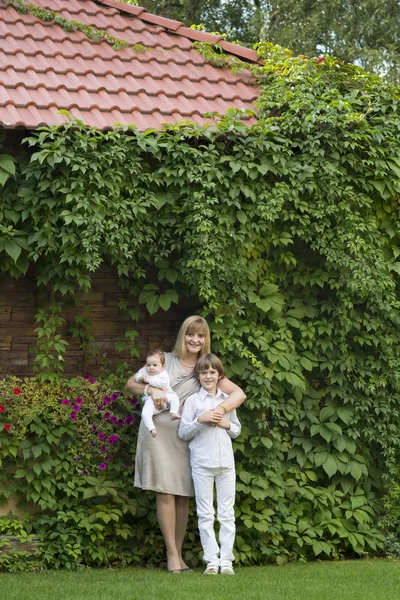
left=317, top=57, right=324, bottom=63
left=0, top=405, right=4, bottom=412
left=4, top=423, right=11, bottom=431
left=13, top=388, right=21, bottom=395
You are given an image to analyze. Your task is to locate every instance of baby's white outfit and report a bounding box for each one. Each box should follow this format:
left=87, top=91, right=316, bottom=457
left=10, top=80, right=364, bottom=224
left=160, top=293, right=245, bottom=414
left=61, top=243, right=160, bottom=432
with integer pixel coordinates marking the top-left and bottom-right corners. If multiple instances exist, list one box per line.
left=178, top=387, right=241, bottom=570
left=134, top=367, right=180, bottom=432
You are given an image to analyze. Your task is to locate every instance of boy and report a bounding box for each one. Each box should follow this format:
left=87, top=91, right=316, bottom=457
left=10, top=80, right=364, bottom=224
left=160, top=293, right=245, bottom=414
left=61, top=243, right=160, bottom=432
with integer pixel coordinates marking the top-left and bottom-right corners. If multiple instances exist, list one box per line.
left=134, top=348, right=180, bottom=437
left=179, top=353, right=241, bottom=575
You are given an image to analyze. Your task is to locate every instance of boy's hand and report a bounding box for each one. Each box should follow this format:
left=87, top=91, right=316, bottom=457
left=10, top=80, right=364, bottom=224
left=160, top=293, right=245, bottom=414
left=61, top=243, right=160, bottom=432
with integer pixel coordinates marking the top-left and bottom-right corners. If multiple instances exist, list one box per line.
left=197, top=409, right=221, bottom=424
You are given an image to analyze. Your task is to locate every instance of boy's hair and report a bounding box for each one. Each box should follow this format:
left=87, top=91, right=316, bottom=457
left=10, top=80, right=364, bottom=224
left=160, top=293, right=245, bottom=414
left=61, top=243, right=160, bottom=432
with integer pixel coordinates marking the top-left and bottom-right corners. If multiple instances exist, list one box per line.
left=173, top=315, right=211, bottom=358
left=146, top=348, right=165, bottom=366
left=195, top=353, right=225, bottom=380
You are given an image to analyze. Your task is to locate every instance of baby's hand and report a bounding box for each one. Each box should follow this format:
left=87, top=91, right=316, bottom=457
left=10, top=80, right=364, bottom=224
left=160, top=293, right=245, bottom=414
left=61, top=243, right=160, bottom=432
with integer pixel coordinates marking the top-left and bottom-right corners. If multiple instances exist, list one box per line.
left=141, top=375, right=149, bottom=384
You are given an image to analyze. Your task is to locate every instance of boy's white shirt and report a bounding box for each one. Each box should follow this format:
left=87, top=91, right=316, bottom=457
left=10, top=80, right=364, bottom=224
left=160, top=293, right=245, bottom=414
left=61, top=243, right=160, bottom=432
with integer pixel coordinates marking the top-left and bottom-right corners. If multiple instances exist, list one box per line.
left=133, top=367, right=173, bottom=393
left=178, top=386, right=241, bottom=469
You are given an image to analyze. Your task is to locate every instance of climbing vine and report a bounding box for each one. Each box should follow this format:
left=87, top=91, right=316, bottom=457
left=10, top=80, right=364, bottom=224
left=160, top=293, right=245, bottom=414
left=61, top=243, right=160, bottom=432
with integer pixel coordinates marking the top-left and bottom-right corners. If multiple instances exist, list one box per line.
left=1, top=40, right=400, bottom=565
left=3, top=0, right=149, bottom=52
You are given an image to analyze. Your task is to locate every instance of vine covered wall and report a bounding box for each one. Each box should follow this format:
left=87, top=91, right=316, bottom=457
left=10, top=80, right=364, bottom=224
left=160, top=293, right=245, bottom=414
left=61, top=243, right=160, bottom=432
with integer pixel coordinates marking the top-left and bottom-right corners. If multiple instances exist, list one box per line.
left=1, top=44, right=400, bottom=567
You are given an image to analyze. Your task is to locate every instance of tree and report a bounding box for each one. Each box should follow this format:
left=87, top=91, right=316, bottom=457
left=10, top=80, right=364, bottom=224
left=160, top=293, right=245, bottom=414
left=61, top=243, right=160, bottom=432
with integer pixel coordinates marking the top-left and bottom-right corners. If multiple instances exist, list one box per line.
left=138, top=0, right=268, bottom=46
left=264, top=0, right=400, bottom=84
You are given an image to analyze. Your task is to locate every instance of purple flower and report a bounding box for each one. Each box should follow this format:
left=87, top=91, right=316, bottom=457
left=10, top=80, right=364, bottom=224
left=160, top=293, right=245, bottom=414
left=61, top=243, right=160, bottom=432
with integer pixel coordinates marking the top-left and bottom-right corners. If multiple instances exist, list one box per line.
left=98, top=406, right=103, bottom=411
left=61, top=398, right=70, bottom=405
left=111, top=393, right=119, bottom=401
left=117, top=419, right=124, bottom=427
left=75, top=397, right=83, bottom=404
left=129, top=397, right=138, bottom=405
left=110, top=416, right=117, bottom=424
left=82, top=469, right=89, bottom=475
left=91, top=425, right=97, bottom=432
left=89, top=377, right=95, bottom=384
left=105, top=456, right=110, bottom=462
left=108, top=435, right=119, bottom=445
left=103, top=396, right=111, bottom=405
left=70, top=412, right=77, bottom=420
left=98, top=463, right=107, bottom=470
left=91, top=441, right=96, bottom=446
left=84, top=374, right=89, bottom=380
left=73, top=404, right=81, bottom=412
left=104, top=411, right=111, bottom=420
left=101, top=445, right=107, bottom=452
left=122, top=464, right=127, bottom=469
left=76, top=456, right=81, bottom=461
left=126, top=415, right=135, bottom=424
left=98, top=432, right=106, bottom=441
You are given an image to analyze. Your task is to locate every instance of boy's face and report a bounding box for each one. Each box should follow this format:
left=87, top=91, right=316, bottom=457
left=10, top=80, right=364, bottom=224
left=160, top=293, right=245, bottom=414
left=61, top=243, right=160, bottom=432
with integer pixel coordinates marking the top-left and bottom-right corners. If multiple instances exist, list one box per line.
left=199, top=367, right=220, bottom=395
left=146, top=356, right=164, bottom=376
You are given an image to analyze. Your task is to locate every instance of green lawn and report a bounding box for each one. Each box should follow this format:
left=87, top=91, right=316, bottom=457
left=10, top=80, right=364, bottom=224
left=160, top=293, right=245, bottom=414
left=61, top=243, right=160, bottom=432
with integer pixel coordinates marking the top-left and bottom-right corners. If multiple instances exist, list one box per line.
left=2, top=560, right=400, bottom=600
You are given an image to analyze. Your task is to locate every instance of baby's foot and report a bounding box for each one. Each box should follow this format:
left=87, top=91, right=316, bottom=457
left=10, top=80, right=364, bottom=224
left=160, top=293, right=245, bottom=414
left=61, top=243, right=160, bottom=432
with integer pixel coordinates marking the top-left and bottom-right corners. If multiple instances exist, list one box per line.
left=150, top=429, right=157, bottom=437
left=170, top=413, right=181, bottom=421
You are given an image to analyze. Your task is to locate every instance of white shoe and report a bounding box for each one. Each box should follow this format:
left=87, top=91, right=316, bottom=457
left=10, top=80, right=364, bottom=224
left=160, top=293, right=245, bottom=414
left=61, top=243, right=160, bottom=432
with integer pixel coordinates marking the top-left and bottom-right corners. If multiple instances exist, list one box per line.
left=204, top=564, right=219, bottom=575
left=220, top=565, right=235, bottom=575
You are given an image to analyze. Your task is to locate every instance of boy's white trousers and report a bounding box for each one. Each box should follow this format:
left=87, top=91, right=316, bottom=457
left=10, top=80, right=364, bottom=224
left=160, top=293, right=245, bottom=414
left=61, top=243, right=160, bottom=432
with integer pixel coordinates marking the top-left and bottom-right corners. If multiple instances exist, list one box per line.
left=191, top=465, right=236, bottom=567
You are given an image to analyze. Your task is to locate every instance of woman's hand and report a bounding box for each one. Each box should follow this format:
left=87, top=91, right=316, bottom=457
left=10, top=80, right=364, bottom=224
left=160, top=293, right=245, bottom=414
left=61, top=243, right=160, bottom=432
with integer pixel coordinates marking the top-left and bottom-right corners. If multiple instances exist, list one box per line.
left=150, top=387, right=168, bottom=411
left=217, top=417, right=231, bottom=430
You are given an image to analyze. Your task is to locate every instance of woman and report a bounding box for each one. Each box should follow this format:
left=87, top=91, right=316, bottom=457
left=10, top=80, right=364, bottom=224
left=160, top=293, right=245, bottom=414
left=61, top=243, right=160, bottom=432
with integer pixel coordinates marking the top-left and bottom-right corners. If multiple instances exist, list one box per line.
left=126, top=315, right=246, bottom=573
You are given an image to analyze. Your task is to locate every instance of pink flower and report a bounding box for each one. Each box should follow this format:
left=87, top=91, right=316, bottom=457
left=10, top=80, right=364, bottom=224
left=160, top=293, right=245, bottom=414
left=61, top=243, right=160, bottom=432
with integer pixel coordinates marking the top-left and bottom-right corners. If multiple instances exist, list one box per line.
left=61, top=399, right=70, bottom=405
left=73, top=404, right=81, bottom=412
left=75, top=397, right=83, bottom=405
left=317, top=57, right=324, bottom=63
left=0, top=405, right=4, bottom=413
left=70, top=413, right=77, bottom=420
left=98, top=463, right=107, bottom=470
left=104, top=412, right=111, bottom=420
left=98, top=432, right=106, bottom=441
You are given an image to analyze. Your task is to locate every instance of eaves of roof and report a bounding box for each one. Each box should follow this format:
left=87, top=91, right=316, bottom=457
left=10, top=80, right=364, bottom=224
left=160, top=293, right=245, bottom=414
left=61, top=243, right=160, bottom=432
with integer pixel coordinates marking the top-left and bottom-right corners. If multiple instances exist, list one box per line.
left=0, top=0, right=260, bottom=131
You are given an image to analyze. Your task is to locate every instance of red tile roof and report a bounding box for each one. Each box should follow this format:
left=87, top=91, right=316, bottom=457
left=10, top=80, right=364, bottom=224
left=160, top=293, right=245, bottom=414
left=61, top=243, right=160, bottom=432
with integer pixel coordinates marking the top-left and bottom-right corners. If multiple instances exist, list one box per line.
left=0, top=0, right=260, bottom=130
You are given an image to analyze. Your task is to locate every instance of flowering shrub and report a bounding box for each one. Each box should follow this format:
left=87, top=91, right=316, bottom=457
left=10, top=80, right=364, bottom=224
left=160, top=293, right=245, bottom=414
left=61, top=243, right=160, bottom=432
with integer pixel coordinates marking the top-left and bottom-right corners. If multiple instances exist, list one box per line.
left=0, top=375, right=200, bottom=571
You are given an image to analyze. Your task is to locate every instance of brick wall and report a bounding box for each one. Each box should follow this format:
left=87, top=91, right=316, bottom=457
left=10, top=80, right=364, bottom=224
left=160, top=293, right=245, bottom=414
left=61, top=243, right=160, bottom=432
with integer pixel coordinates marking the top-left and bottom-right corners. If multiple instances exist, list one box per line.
left=0, top=265, right=191, bottom=378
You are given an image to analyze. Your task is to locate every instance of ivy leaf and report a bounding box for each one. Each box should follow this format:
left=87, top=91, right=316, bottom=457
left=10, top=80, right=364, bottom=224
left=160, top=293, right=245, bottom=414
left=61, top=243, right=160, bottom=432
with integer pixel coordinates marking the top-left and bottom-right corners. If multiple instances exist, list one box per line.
left=4, top=239, right=22, bottom=262
left=146, top=295, right=160, bottom=315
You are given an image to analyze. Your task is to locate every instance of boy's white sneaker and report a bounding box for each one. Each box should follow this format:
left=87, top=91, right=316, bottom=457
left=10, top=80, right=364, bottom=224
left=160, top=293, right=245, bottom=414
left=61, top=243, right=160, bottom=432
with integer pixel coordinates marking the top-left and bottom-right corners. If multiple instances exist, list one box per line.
left=220, top=565, right=235, bottom=575
left=204, top=564, right=219, bottom=575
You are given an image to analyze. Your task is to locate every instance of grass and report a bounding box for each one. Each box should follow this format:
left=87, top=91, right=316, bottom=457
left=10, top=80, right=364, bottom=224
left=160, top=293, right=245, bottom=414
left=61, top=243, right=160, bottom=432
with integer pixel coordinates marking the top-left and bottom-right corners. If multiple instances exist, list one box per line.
left=1, top=559, right=400, bottom=600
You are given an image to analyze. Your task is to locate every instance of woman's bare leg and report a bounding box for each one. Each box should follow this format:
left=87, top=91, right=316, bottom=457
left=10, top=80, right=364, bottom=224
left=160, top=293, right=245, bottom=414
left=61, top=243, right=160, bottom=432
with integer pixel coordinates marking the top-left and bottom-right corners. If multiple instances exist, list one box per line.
left=156, top=493, right=181, bottom=571
left=175, top=495, right=190, bottom=569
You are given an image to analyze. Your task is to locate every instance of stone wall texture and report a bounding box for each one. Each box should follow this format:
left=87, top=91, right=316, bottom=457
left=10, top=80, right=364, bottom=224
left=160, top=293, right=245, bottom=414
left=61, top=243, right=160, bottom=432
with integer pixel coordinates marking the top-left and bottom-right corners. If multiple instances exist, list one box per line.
left=0, top=265, right=191, bottom=378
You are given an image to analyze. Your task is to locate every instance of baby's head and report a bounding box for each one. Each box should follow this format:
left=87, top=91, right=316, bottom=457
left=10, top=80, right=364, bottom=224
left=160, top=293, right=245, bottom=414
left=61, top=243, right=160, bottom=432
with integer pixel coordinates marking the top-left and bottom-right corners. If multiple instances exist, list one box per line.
left=145, top=348, right=165, bottom=376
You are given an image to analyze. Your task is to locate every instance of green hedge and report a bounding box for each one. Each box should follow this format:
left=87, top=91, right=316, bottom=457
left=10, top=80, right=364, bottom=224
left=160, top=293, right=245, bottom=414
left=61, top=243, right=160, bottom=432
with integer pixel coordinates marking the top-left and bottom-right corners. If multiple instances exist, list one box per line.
left=1, top=44, right=400, bottom=569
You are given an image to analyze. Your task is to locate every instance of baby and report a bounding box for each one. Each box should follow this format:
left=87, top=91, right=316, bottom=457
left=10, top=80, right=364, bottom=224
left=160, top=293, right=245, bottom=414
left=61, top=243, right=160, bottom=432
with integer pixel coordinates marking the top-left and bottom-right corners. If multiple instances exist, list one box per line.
left=134, top=348, right=180, bottom=437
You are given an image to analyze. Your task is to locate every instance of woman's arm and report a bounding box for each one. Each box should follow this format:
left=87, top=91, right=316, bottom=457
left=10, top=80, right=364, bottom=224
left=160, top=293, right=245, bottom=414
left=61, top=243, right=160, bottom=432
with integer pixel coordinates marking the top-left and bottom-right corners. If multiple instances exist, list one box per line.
left=215, top=378, right=246, bottom=415
left=125, top=375, right=168, bottom=410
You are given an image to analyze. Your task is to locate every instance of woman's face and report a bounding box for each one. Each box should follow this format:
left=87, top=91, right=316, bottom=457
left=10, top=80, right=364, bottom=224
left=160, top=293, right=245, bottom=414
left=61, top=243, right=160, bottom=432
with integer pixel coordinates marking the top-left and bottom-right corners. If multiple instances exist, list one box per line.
left=184, top=330, right=206, bottom=356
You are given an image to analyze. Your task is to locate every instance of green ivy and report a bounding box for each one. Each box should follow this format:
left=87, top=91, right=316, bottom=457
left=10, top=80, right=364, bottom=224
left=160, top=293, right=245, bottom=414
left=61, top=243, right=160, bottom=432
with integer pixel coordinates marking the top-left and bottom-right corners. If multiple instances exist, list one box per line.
left=3, top=0, right=150, bottom=52
left=1, top=41, right=400, bottom=565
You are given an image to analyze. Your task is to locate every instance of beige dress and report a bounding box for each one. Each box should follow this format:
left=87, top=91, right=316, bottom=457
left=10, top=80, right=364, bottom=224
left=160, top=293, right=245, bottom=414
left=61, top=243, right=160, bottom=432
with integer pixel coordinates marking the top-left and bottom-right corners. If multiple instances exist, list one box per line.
left=134, top=353, right=200, bottom=496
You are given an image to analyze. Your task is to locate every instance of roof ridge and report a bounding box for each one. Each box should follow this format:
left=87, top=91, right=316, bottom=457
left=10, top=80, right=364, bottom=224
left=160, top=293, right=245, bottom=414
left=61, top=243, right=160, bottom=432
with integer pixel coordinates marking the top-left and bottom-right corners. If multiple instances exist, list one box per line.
left=96, top=0, right=260, bottom=64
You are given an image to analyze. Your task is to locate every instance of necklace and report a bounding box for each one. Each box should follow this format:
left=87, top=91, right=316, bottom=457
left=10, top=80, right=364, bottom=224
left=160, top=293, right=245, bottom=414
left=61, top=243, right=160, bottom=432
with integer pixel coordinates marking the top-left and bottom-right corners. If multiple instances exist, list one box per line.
left=179, top=358, right=196, bottom=369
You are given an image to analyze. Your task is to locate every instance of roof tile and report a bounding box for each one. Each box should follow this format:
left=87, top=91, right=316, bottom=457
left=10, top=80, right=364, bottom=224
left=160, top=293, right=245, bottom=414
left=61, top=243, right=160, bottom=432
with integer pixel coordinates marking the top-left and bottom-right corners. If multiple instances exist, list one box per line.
left=0, top=0, right=259, bottom=131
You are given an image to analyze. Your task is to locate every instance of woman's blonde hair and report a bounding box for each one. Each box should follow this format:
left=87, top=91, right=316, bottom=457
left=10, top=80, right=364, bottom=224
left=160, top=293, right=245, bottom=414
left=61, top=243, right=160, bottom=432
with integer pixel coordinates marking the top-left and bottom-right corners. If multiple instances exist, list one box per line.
left=173, top=315, right=211, bottom=358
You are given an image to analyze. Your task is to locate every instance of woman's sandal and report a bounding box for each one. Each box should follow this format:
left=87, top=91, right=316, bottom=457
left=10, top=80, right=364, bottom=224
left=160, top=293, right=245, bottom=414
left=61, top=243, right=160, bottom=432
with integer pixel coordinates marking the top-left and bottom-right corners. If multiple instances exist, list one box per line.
left=168, top=569, right=181, bottom=574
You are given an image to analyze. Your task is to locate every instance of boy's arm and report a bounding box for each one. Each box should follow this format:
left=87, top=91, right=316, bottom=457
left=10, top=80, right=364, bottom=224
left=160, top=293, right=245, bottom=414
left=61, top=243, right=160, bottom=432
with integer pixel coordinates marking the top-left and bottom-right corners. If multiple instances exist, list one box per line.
left=178, top=396, right=205, bottom=441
